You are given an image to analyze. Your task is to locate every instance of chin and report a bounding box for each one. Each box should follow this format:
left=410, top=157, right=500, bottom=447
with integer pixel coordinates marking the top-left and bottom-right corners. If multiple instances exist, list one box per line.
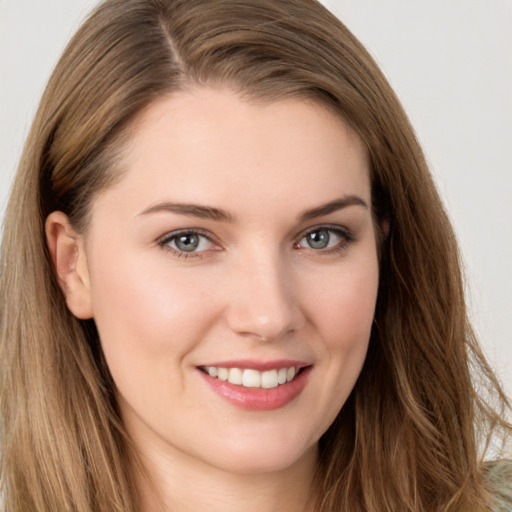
left=199, top=433, right=318, bottom=475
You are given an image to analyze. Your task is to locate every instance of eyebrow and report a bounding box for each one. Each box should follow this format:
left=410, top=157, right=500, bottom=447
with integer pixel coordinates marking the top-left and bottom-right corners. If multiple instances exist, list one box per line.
left=138, top=202, right=233, bottom=222
left=137, top=195, right=368, bottom=223
left=299, top=195, right=368, bottom=222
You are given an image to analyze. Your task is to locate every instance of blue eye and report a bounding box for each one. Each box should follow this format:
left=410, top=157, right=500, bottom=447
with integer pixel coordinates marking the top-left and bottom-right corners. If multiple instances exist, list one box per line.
left=303, top=229, right=332, bottom=249
left=297, top=227, right=352, bottom=251
left=159, top=230, right=214, bottom=254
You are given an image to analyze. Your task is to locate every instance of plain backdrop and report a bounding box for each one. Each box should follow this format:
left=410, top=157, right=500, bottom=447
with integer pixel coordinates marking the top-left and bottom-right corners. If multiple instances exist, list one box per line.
left=1, top=0, right=511, bottom=400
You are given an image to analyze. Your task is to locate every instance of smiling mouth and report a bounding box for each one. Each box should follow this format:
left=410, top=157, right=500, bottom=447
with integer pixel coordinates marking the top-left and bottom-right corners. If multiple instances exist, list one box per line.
left=199, top=366, right=305, bottom=389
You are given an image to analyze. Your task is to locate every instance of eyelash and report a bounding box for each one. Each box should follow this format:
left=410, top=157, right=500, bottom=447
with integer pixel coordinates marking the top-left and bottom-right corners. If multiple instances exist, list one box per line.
left=157, top=229, right=217, bottom=260
left=157, top=225, right=355, bottom=260
left=295, top=225, right=355, bottom=255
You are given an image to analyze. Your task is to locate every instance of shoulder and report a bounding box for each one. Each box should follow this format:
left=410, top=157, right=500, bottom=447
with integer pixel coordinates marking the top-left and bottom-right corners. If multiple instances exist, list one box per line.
left=485, top=460, right=512, bottom=512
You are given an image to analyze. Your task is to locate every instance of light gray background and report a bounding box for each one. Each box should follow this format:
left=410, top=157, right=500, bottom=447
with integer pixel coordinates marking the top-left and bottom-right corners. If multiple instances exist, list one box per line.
left=1, top=0, right=511, bottom=401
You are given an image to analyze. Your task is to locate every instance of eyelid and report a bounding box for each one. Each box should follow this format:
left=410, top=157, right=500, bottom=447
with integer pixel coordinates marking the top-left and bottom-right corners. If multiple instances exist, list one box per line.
left=295, top=224, right=355, bottom=252
left=156, top=224, right=355, bottom=260
left=157, top=228, right=221, bottom=258
left=299, top=223, right=354, bottom=239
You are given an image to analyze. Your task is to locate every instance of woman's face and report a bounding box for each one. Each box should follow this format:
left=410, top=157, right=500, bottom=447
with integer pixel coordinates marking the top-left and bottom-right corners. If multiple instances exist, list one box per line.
left=76, top=88, right=379, bottom=474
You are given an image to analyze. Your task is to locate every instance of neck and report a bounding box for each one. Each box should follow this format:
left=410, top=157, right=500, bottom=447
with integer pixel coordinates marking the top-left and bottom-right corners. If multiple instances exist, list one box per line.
left=131, top=438, right=319, bottom=512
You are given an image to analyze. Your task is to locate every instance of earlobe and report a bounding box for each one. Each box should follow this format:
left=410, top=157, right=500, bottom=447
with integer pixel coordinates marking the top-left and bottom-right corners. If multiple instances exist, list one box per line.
left=45, top=211, right=93, bottom=319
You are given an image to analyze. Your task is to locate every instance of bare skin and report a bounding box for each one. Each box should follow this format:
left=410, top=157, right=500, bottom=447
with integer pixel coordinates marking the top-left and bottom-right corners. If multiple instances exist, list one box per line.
left=47, top=87, right=379, bottom=511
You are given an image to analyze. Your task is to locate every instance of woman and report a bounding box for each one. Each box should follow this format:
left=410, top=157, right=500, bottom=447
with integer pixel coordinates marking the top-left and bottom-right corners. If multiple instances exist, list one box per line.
left=0, top=0, right=510, bottom=511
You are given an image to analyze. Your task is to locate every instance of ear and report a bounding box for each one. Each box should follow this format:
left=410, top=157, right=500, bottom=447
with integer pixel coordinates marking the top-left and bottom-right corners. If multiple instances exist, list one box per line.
left=45, top=211, right=93, bottom=319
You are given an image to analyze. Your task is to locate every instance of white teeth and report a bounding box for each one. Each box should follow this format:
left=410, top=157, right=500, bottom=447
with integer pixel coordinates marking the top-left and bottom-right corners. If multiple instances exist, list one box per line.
left=217, top=367, right=228, bottom=381
left=203, top=366, right=301, bottom=388
left=261, top=369, right=278, bottom=389
left=286, top=367, right=296, bottom=382
left=242, top=369, right=261, bottom=388
left=227, top=367, right=243, bottom=385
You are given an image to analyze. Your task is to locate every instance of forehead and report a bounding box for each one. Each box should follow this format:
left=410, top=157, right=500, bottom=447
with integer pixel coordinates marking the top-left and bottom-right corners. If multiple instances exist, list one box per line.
left=92, top=87, right=370, bottom=221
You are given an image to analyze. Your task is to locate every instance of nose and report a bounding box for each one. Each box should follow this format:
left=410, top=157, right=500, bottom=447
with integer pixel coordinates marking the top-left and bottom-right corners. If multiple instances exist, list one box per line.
left=225, top=253, right=304, bottom=342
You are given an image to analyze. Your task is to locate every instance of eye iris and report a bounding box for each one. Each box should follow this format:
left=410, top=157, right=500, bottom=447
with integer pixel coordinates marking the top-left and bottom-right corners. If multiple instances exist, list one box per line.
left=175, top=233, right=199, bottom=252
left=307, top=230, right=329, bottom=249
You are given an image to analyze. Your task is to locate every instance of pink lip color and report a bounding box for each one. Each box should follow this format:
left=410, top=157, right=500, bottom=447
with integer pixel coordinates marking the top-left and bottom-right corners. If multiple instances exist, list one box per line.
left=198, top=364, right=312, bottom=411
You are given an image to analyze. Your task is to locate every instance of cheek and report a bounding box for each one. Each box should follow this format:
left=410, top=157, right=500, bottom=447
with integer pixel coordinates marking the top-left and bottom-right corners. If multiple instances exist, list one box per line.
left=86, top=247, right=219, bottom=383
left=305, top=257, right=379, bottom=353
left=291, top=252, right=379, bottom=439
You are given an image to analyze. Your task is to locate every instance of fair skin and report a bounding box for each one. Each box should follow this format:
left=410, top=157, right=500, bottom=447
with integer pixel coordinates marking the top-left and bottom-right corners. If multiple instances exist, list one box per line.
left=47, top=88, right=380, bottom=512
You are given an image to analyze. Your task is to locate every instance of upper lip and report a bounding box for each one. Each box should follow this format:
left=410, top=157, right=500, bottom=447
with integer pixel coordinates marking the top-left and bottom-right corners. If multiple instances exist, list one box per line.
left=198, top=359, right=312, bottom=371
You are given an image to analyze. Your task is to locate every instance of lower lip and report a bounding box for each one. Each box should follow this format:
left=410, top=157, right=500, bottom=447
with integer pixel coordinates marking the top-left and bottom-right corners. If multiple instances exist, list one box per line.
left=199, top=367, right=312, bottom=411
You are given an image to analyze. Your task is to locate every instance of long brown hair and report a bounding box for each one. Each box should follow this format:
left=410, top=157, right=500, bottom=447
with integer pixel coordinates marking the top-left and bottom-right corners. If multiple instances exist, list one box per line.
left=0, top=1, right=510, bottom=510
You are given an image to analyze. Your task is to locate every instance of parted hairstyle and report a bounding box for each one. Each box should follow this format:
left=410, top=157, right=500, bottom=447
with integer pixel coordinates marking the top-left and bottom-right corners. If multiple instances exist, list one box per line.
left=0, top=0, right=510, bottom=511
